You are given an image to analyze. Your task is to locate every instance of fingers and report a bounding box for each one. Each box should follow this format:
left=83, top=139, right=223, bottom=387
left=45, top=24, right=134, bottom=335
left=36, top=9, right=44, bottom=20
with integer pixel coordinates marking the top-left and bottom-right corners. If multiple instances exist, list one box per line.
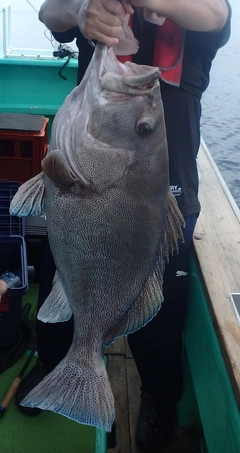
left=101, top=0, right=127, bottom=19
left=81, top=0, right=133, bottom=46
left=121, top=0, right=134, bottom=15
left=0, top=280, right=7, bottom=301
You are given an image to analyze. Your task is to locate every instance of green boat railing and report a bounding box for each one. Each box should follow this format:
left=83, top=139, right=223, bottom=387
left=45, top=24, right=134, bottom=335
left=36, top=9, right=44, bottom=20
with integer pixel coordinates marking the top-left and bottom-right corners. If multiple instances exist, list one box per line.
left=0, top=57, right=78, bottom=133
left=180, top=142, right=240, bottom=453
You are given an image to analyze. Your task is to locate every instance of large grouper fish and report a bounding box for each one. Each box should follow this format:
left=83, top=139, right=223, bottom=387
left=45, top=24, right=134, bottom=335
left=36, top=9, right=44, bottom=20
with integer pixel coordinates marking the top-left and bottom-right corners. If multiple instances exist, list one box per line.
left=10, top=42, right=184, bottom=431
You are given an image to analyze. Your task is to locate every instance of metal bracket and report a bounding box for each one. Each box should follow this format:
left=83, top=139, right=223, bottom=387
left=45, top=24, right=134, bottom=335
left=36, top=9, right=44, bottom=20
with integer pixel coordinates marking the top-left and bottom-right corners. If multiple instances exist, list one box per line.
left=229, top=293, right=240, bottom=326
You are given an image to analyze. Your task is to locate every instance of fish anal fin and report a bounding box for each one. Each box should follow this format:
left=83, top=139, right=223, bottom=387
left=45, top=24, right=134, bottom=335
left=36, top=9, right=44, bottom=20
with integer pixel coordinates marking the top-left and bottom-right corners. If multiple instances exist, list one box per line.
left=37, top=271, right=73, bottom=323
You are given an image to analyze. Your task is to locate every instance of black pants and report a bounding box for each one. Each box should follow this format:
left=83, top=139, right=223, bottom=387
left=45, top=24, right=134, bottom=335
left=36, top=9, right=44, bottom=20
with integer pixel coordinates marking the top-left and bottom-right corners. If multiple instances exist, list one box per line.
left=36, top=239, right=74, bottom=371
left=128, top=214, right=198, bottom=410
left=36, top=214, right=198, bottom=409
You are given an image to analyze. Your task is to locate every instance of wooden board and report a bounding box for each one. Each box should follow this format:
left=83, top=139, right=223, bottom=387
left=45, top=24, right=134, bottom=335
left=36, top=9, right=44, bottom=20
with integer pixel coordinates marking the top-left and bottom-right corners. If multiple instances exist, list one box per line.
left=126, top=358, right=142, bottom=453
left=106, top=338, right=140, bottom=453
left=107, top=353, right=131, bottom=453
left=106, top=340, right=203, bottom=453
left=105, top=336, right=126, bottom=355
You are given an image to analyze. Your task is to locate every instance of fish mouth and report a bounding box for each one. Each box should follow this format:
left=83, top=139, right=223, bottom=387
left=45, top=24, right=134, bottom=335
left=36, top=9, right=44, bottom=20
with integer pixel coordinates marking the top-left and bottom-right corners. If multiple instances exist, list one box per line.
left=94, top=43, right=160, bottom=95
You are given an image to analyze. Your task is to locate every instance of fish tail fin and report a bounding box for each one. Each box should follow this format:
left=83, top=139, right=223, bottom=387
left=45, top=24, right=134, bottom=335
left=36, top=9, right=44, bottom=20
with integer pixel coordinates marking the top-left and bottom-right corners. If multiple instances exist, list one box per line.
left=20, top=353, right=115, bottom=432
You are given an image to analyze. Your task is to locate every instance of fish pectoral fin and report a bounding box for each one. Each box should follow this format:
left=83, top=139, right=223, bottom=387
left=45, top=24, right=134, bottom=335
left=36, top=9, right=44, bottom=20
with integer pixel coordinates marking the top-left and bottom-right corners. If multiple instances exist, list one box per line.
left=42, top=149, right=96, bottom=193
left=20, top=352, right=115, bottom=432
left=37, top=271, right=73, bottom=323
left=42, top=150, right=77, bottom=188
left=9, top=172, right=45, bottom=217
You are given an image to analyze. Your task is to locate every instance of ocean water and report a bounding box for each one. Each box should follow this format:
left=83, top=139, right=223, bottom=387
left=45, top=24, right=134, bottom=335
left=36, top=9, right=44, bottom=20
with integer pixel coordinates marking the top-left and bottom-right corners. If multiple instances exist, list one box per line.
left=201, top=0, right=240, bottom=207
left=0, top=0, right=239, bottom=206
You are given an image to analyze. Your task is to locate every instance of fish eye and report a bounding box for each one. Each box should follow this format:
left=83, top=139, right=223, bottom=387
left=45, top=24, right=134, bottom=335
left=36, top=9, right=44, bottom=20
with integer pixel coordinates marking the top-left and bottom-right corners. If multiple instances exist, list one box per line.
left=136, top=119, right=154, bottom=136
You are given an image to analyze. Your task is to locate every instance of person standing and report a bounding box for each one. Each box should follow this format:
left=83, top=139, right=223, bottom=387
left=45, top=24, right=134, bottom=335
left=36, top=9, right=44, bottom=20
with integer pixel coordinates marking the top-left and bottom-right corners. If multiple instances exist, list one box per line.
left=16, top=1, right=231, bottom=451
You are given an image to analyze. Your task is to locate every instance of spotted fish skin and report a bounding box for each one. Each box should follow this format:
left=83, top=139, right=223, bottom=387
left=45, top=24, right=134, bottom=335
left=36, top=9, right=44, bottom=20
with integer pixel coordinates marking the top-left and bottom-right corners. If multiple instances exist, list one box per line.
left=10, top=43, right=184, bottom=431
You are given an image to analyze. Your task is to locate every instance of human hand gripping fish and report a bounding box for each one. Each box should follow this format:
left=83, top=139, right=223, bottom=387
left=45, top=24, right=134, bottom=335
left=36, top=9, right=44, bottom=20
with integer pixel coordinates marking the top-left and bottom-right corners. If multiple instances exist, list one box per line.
left=39, top=0, right=135, bottom=47
left=0, top=280, right=7, bottom=302
left=9, top=43, right=184, bottom=434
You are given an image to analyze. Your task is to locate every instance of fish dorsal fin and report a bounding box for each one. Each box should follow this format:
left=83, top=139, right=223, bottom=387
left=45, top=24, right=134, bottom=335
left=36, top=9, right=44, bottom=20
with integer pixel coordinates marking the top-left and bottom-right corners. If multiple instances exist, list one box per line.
left=9, top=172, right=45, bottom=217
left=37, top=271, right=73, bottom=323
left=161, top=191, right=185, bottom=261
left=103, top=191, right=184, bottom=346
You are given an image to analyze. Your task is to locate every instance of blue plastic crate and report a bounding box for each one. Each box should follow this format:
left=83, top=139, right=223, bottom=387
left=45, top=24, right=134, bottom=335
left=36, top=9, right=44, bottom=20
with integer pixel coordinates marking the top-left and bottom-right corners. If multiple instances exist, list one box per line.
left=0, top=180, right=25, bottom=236
left=0, top=235, right=28, bottom=347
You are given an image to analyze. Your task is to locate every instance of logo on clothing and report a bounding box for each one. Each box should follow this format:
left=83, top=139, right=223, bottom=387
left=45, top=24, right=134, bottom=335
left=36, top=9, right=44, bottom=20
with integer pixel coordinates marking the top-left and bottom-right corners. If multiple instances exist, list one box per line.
left=176, top=271, right=188, bottom=277
left=170, top=185, right=182, bottom=197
